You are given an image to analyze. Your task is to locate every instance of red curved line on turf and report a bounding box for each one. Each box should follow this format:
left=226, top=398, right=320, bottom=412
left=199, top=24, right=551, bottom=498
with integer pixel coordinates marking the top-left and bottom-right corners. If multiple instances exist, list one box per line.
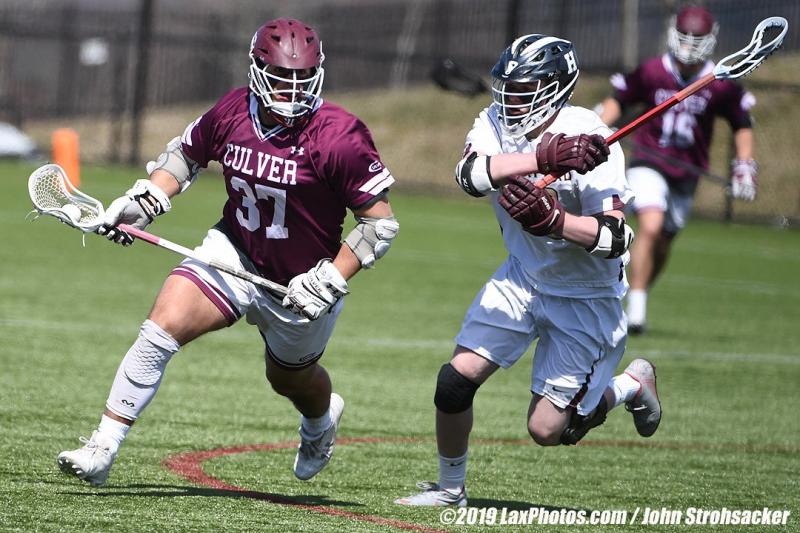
left=162, top=437, right=447, bottom=533
left=163, top=435, right=799, bottom=531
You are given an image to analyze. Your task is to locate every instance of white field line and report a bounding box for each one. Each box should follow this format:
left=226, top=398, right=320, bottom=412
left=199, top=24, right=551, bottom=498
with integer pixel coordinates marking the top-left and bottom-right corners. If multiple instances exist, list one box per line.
left=2, top=317, right=798, bottom=365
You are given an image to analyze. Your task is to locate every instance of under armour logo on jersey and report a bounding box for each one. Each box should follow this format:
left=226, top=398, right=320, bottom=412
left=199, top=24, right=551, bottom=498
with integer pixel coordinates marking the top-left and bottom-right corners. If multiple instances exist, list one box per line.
left=290, top=146, right=305, bottom=156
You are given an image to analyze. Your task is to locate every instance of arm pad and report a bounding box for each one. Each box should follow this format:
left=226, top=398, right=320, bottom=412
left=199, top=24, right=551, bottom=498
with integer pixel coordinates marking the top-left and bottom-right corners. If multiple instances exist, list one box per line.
left=146, top=136, right=202, bottom=193
left=344, top=215, right=399, bottom=269
left=455, top=152, right=496, bottom=197
left=586, top=215, right=634, bottom=259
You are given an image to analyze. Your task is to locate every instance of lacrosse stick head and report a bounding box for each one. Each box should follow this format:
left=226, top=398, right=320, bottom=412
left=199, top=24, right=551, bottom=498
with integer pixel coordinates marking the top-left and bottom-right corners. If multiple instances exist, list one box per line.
left=713, top=17, right=788, bottom=80
left=28, top=164, right=105, bottom=232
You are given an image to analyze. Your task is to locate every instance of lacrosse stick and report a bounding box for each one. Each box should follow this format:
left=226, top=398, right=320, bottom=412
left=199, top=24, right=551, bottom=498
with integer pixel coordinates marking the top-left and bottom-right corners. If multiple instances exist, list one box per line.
left=28, top=163, right=288, bottom=298
left=28, top=164, right=105, bottom=232
left=534, top=16, right=789, bottom=189
left=631, top=141, right=730, bottom=188
left=118, top=224, right=289, bottom=298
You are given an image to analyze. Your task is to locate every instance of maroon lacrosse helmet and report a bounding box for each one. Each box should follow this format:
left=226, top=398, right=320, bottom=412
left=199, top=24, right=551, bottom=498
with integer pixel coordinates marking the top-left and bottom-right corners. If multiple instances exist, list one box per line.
left=248, top=18, right=325, bottom=127
left=667, top=6, right=719, bottom=65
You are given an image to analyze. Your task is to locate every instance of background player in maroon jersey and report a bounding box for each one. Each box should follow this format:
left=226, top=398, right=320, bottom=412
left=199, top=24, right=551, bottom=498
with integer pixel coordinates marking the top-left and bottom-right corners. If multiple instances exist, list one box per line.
left=56, top=18, right=399, bottom=486
left=598, top=5, right=757, bottom=334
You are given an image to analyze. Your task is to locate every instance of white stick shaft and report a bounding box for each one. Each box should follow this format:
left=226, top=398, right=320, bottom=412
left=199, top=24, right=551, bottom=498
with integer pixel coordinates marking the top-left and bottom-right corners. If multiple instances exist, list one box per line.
left=117, top=224, right=288, bottom=297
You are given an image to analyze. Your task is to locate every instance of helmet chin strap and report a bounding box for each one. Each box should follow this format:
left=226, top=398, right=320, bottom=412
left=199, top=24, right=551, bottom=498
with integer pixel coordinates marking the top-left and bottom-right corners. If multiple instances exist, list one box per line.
left=256, top=99, right=309, bottom=129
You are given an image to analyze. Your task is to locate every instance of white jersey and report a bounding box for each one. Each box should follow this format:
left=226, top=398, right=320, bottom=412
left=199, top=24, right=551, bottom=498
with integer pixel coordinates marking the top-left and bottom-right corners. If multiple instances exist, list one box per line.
left=465, top=104, right=634, bottom=299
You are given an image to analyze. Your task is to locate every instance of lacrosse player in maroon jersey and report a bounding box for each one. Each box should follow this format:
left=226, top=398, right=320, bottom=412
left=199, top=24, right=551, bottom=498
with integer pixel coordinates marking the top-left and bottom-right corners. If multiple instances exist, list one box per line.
left=598, top=5, right=757, bottom=334
left=56, top=18, right=399, bottom=486
left=397, top=34, right=660, bottom=508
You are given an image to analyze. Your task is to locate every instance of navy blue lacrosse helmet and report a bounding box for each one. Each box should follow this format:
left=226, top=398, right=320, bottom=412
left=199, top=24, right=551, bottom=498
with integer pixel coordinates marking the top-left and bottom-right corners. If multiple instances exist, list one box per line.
left=490, top=34, right=579, bottom=138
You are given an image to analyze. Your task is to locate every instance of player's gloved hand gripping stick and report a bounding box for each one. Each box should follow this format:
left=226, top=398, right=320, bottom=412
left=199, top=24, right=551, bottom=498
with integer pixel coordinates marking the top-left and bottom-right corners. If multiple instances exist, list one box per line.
left=533, top=16, right=788, bottom=190
left=27, top=163, right=288, bottom=298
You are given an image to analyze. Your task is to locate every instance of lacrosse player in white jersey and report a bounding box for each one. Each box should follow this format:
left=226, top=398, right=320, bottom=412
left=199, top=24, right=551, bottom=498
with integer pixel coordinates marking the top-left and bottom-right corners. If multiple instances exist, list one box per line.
left=396, top=34, right=661, bottom=507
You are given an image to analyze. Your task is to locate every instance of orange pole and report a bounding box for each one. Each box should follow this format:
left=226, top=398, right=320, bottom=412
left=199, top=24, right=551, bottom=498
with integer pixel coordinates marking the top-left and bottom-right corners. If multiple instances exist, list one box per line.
left=52, top=128, right=80, bottom=188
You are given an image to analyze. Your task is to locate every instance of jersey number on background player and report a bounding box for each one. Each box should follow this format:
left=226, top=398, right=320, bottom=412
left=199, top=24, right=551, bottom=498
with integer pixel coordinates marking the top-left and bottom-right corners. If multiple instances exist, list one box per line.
left=231, top=176, right=289, bottom=239
left=659, top=109, right=696, bottom=149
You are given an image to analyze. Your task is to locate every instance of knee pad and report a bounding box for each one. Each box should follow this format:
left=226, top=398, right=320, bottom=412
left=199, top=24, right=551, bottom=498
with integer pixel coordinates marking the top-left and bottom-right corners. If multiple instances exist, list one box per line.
left=122, top=320, right=181, bottom=386
left=560, top=396, right=608, bottom=446
left=434, top=363, right=480, bottom=414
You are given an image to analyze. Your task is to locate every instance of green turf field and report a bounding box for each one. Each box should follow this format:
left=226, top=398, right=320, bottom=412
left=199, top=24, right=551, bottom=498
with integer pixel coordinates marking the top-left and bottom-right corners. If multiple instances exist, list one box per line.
left=1, top=160, right=798, bottom=532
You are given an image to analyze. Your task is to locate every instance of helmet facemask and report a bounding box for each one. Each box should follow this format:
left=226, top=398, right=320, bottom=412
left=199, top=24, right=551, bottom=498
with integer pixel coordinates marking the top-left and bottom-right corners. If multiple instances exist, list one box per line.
left=491, top=74, right=577, bottom=138
left=667, top=25, right=718, bottom=64
left=248, top=52, right=325, bottom=127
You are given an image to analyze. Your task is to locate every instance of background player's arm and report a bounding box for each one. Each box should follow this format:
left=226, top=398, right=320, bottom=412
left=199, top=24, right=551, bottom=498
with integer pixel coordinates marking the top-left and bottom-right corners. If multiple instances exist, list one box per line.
left=734, top=127, right=754, bottom=160
left=730, top=127, right=757, bottom=201
left=598, top=96, right=623, bottom=127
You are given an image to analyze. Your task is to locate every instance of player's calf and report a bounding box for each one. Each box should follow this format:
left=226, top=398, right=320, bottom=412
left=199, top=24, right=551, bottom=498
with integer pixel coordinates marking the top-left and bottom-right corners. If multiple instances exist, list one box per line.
left=527, top=405, right=570, bottom=446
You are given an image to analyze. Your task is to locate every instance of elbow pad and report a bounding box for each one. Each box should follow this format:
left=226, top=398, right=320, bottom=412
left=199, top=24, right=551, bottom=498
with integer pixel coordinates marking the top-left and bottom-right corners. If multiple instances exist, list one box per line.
left=146, top=136, right=202, bottom=193
left=586, top=215, right=634, bottom=259
left=344, top=216, right=399, bottom=269
left=455, top=152, right=496, bottom=197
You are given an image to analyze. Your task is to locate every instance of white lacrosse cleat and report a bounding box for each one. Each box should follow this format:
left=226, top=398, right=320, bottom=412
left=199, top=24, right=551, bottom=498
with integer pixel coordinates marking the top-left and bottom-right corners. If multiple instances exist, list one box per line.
left=624, top=358, right=662, bottom=437
left=57, top=431, right=117, bottom=487
left=394, top=481, right=468, bottom=507
left=293, top=393, right=344, bottom=480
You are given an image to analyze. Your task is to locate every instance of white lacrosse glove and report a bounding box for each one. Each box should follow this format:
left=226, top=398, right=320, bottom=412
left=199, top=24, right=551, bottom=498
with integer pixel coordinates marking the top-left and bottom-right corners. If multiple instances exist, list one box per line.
left=730, top=159, right=758, bottom=202
left=282, top=259, right=349, bottom=320
left=97, top=179, right=171, bottom=245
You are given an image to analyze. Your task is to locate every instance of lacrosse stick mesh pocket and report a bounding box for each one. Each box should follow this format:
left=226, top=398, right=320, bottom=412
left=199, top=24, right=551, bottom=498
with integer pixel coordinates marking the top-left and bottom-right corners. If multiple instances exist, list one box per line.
left=28, top=164, right=104, bottom=231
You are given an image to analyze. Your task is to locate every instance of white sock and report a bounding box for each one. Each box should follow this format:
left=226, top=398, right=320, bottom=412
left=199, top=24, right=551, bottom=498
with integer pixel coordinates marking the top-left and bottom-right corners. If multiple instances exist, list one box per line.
left=438, top=452, right=468, bottom=491
left=301, top=409, right=332, bottom=439
left=608, top=373, right=641, bottom=408
left=626, top=289, right=647, bottom=325
left=96, top=414, right=131, bottom=454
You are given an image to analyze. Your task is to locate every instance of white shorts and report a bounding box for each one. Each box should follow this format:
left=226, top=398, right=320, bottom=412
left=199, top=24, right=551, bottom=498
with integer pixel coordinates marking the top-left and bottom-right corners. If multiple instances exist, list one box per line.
left=455, top=257, right=627, bottom=415
left=170, top=228, right=343, bottom=369
left=627, top=166, right=694, bottom=234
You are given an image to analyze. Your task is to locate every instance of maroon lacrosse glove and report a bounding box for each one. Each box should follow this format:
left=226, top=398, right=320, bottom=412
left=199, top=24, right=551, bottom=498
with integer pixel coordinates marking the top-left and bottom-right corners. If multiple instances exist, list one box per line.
left=499, top=175, right=565, bottom=237
left=535, top=132, right=610, bottom=175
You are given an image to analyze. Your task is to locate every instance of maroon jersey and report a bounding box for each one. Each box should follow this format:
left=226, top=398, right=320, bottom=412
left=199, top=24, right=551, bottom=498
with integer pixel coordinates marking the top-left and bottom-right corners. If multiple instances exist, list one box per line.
left=611, top=54, right=754, bottom=189
left=180, top=87, right=394, bottom=285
